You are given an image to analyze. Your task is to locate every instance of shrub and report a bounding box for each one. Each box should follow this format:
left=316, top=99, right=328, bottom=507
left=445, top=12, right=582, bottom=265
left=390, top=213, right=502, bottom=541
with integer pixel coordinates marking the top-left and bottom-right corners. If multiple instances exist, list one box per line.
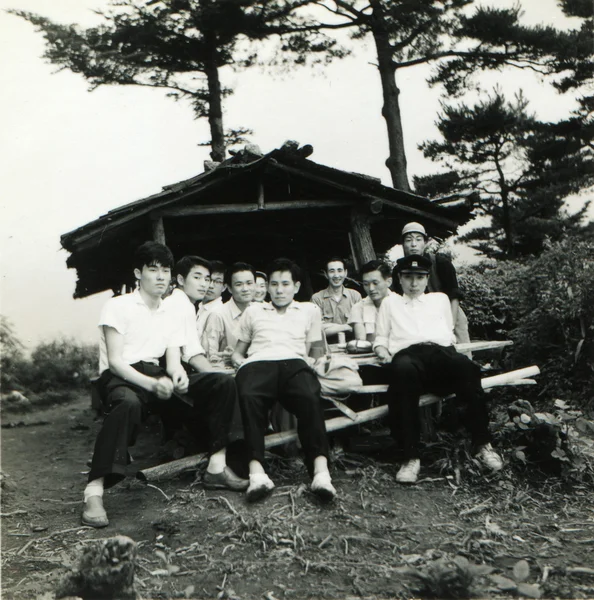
left=459, top=239, right=594, bottom=405
left=0, top=316, right=27, bottom=391
left=25, top=338, right=98, bottom=393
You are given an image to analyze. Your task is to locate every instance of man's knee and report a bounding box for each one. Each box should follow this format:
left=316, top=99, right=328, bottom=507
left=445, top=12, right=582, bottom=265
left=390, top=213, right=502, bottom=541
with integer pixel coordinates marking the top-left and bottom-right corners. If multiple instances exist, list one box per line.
left=390, top=354, right=420, bottom=380
left=106, top=387, right=142, bottom=415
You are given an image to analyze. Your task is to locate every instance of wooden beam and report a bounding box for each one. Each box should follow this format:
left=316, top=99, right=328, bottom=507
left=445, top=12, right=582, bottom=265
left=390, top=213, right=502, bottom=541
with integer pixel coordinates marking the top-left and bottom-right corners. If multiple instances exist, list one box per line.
left=350, top=205, right=376, bottom=267
left=155, top=199, right=353, bottom=218
left=257, top=182, right=265, bottom=210
left=151, top=216, right=166, bottom=244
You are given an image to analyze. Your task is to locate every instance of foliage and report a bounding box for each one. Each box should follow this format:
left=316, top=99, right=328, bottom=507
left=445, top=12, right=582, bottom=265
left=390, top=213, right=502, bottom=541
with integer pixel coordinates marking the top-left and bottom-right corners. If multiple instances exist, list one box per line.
left=0, top=316, right=26, bottom=390
left=26, top=338, right=98, bottom=393
left=459, top=238, right=594, bottom=401
left=418, top=90, right=593, bottom=258
left=13, top=0, right=347, bottom=161
left=307, top=0, right=592, bottom=188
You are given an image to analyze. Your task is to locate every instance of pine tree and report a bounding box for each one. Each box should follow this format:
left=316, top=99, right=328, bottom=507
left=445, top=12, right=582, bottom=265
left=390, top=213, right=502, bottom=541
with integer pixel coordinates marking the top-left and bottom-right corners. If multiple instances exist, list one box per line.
left=416, top=90, right=593, bottom=258
left=309, top=0, right=593, bottom=190
left=13, top=0, right=346, bottom=162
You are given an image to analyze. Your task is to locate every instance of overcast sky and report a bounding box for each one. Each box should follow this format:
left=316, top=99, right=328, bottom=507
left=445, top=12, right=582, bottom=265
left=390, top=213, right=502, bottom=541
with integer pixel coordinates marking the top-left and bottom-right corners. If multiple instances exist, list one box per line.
left=0, top=0, right=589, bottom=350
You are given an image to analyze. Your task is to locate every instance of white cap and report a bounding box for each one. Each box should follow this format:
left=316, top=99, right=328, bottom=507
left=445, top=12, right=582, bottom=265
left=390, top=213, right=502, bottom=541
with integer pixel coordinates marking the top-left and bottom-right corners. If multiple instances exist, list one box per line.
left=401, top=222, right=427, bottom=238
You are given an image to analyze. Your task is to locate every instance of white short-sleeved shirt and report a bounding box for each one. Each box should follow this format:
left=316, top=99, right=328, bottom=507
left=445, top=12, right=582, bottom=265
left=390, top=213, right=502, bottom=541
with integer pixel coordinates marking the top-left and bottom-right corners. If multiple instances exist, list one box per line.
left=348, top=292, right=395, bottom=337
left=98, top=289, right=185, bottom=374
left=373, top=292, right=455, bottom=357
left=201, top=297, right=244, bottom=358
left=237, top=301, right=322, bottom=368
left=162, top=288, right=206, bottom=363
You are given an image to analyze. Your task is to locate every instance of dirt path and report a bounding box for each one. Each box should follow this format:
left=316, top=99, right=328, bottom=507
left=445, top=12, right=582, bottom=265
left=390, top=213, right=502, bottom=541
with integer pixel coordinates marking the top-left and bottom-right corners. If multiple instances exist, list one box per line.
left=2, top=396, right=594, bottom=599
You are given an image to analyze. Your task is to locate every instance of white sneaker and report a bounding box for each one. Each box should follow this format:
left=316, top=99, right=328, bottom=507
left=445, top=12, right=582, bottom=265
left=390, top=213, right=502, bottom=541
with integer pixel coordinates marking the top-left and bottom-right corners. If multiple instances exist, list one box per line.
left=396, top=458, right=421, bottom=484
left=246, top=473, right=275, bottom=502
left=476, top=443, right=503, bottom=472
left=311, top=471, right=336, bottom=502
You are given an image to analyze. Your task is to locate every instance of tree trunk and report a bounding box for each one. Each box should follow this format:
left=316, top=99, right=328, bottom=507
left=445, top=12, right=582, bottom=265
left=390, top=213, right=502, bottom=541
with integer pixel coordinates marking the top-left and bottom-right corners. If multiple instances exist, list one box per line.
left=369, top=1, right=411, bottom=191
left=204, top=36, right=226, bottom=163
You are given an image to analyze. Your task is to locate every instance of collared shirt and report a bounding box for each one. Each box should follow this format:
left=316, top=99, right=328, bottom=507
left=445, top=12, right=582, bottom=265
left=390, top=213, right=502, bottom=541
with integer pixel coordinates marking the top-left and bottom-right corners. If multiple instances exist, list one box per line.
left=348, top=292, right=395, bottom=338
left=162, top=288, right=206, bottom=363
left=196, top=296, right=224, bottom=340
left=98, top=289, right=185, bottom=374
left=237, top=301, right=322, bottom=368
left=374, top=292, right=455, bottom=356
left=311, top=286, right=362, bottom=325
left=201, top=297, right=245, bottom=359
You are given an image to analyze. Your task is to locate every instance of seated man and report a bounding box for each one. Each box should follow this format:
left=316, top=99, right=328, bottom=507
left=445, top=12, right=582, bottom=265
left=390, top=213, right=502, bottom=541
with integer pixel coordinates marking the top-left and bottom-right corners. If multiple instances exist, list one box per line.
left=83, top=247, right=246, bottom=529
left=392, top=222, right=470, bottom=344
left=231, top=258, right=335, bottom=502
left=374, top=254, right=503, bottom=484
left=83, top=242, right=190, bottom=528
left=349, top=260, right=394, bottom=343
left=312, top=257, right=361, bottom=343
left=201, top=262, right=255, bottom=365
left=196, top=260, right=226, bottom=339
left=164, top=255, right=248, bottom=489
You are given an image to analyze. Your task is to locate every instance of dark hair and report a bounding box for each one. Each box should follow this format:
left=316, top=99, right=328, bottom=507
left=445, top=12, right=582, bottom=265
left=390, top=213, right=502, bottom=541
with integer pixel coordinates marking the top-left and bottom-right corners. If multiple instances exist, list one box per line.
left=324, top=256, right=346, bottom=271
left=360, top=260, right=392, bottom=279
left=267, top=258, right=301, bottom=283
left=173, top=255, right=211, bottom=280
left=225, top=262, right=256, bottom=286
left=255, top=271, right=268, bottom=282
left=133, top=242, right=174, bottom=271
left=209, top=260, right=226, bottom=278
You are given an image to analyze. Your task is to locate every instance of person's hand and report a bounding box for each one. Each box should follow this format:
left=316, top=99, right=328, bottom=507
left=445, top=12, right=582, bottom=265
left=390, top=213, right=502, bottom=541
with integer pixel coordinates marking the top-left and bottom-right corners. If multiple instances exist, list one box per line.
left=171, top=369, right=189, bottom=394
left=375, top=348, right=391, bottom=364
left=231, top=355, right=245, bottom=370
left=154, top=376, right=174, bottom=400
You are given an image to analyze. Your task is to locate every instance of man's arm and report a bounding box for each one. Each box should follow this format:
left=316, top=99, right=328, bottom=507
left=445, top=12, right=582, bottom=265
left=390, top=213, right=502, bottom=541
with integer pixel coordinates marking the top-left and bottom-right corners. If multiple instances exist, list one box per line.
left=104, top=326, right=173, bottom=399
left=231, top=340, right=250, bottom=369
left=201, top=312, right=226, bottom=362
left=373, top=301, right=392, bottom=364
left=450, top=298, right=460, bottom=328
left=165, top=346, right=189, bottom=394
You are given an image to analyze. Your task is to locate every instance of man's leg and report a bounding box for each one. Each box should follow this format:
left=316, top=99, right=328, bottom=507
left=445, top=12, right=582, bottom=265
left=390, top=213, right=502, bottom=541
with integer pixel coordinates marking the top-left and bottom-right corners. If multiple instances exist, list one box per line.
left=236, top=362, right=280, bottom=501
left=278, top=360, right=335, bottom=501
left=84, top=384, right=144, bottom=527
left=427, top=347, right=501, bottom=470
left=186, top=372, right=248, bottom=490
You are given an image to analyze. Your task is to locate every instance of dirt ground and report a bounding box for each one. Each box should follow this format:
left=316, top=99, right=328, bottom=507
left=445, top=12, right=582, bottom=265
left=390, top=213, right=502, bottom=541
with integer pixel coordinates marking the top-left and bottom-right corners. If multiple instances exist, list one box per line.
left=2, top=394, right=594, bottom=600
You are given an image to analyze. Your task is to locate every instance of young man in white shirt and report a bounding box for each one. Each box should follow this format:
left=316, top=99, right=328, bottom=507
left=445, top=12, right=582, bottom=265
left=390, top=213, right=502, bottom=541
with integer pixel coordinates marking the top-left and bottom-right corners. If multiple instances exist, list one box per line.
left=231, top=258, right=335, bottom=502
left=83, top=242, right=190, bottom=528
left=374, top=254, right=502, bottom=484
left=164, top=256, right=248, bottom=492
left=202, top=262, right=255, bottom=365
left=349, top=260, right=394, bottom=343
left=311, top=257, right=361, bottom=342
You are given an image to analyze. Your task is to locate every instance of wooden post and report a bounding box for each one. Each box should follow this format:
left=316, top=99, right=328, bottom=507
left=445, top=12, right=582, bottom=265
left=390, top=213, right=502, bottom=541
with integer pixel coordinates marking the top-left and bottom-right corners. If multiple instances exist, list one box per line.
left=151, top=216, right=166, bottom=244
left=257, top=181, right=265, bottom=210
left=350, top=205, right=376, bottom=268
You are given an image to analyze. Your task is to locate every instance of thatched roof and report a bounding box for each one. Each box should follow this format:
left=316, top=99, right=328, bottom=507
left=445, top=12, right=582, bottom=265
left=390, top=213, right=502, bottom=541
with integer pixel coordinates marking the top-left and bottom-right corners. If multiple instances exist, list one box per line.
left=61, top=144, right=473, bottom=298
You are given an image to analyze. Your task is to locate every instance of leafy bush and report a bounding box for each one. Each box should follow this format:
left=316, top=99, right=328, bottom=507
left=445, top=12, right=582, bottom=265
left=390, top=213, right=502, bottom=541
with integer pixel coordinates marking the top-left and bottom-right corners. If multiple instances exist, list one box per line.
left=459, top=238, right=594, bottom=405
left=0, top=316, right=27, bottom=391
left=25, top=338, right=98, bottom=393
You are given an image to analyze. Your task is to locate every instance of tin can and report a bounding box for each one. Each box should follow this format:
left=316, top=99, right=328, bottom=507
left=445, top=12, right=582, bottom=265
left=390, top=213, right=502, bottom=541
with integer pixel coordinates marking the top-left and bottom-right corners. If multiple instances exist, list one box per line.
left=337, top=332, right=346, bottom=345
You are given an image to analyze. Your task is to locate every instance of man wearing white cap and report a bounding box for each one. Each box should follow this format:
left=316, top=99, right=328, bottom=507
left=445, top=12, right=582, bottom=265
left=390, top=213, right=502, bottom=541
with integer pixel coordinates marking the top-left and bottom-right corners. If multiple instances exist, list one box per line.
left=392, top=222, right=470, bottom=345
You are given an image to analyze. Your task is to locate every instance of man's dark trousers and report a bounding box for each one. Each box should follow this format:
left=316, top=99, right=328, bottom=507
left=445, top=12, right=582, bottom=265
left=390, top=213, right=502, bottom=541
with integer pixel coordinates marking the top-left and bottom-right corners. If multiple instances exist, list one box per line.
left=89, top=362, right=236, bottom=487
left=236, top=359, right=329, bottom=476
left=383, top=344, right=491, bottom=459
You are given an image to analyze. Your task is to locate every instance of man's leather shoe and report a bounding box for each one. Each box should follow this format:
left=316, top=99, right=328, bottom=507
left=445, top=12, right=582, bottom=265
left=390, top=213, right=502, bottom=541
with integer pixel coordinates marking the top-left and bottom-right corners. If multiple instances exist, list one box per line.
left=82, top=496, right=109, bottom=528
left=203, top=467, right=249, bottom=491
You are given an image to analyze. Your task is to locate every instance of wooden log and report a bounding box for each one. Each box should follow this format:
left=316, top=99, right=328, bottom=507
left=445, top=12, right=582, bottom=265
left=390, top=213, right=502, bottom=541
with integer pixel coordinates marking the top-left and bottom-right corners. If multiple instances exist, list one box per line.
left=257, top=182, right=265, bottom=210
left=151, top=216, right=166, bottom=244
left=137, top=452, right=208, bottom=483
left=350, top=205, right=376, bottom=267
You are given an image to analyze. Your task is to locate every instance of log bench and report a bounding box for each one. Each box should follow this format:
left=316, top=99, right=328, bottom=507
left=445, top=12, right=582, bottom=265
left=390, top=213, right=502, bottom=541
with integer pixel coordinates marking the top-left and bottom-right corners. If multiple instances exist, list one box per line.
left=137, top=340, right=540, bottom=482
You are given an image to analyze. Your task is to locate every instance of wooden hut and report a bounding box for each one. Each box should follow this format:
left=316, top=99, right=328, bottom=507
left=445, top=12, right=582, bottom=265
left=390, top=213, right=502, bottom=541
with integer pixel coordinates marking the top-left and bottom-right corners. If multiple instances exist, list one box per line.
left=61, top=143, right=473, bottom=298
